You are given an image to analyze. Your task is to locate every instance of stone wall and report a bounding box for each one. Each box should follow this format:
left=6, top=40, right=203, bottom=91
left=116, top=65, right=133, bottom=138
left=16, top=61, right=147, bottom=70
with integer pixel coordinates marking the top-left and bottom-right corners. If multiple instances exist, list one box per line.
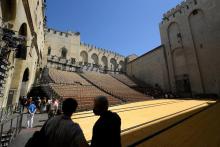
left=160, top=0, right=220, bottom=95
left=0, top=0, right=45, bottom=106
left=43, top=28, right=81, bottom=66
left=44, top=28, right=125, bottom=72
left=126, top=46, right=169, bottom=91
left=80, top=43, right=125, bottom=71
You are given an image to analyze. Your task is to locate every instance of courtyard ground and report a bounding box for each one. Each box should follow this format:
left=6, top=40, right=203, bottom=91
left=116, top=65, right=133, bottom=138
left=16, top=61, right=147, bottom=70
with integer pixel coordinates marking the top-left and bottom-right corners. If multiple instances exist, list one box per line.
left=9, top=113, right=48, bottom=147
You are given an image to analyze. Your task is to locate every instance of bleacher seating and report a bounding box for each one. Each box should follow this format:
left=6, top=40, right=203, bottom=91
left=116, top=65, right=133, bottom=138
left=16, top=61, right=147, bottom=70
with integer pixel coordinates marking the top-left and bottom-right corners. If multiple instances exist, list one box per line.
left=81, top=72, right=151, bottom=102
left=42, top=69, right=123, bottom=111
left=111, top=73, right=165, bottom=98
left=50, top=84, right=122, bottom=111
left=48, top=68, right=91, bottom=85
left=110, top=74, right=138, bottom=87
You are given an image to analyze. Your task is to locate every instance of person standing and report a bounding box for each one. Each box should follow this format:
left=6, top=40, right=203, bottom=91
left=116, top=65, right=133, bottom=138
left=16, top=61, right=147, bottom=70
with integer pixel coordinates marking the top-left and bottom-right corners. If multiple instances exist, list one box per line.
left=19, top=96, right=25, bottom=113
left=91, top=96, right=121, bottom=147
left=38, top=98, right=88, bottom=147
left=48, top=99, right=59, bottom=119
left=27, top=101, right=37, bottom=128
left=36, top=97, right=41, bottom=112
left=40, top=97, right=47, bottom=113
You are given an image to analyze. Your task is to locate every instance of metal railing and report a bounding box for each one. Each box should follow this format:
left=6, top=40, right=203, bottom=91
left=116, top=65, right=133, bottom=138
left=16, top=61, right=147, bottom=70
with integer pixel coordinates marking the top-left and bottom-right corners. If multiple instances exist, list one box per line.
left=0, top=104, right=23, bottom=147
left=0, top=104, right=19, bottom=123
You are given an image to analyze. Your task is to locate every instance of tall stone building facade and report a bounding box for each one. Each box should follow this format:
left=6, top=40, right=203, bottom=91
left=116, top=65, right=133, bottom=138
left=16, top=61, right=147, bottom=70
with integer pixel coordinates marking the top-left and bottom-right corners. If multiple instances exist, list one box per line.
left=127, top=0, right=220, bottom=96
left=160, top=0, right=220, bottom=96
left=0, top=0, right=125, bottom=108
left=0, top=0, right=45, bottom=107
left=44, top=28, right=125, bottom=73
left=0, top=0, right=220, bottom=107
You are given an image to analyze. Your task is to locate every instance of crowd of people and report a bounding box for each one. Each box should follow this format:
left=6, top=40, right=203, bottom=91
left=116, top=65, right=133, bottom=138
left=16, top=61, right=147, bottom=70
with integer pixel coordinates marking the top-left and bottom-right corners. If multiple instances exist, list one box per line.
left=25, top=96, right=122, bottom=147
left=141, top=84, right=178, bottom=99
left=19, top=96, right=61, bottom=128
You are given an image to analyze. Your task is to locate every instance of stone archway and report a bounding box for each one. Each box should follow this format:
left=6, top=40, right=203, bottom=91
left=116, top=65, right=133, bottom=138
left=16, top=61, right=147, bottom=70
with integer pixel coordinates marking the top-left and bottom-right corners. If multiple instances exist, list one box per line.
left=101, top=56, right=108, bottom=69
left=16, top=23, right=28, bottom=60
left=110, top=58, right=117, bottom=71
left=1, top=0, right=16, bottom=22
left=119, top=60, right=125, bottom=72
left=20, top=68, right=29, bottom=97
left=80, top=51, right=88, bottom=64
left=7, top=23, right=29, bottom=105
left=91, top=53, right=99, bottom=65
left=189, top=9, right=207, bottom=93
left=61, top=47, right=67, bottom=58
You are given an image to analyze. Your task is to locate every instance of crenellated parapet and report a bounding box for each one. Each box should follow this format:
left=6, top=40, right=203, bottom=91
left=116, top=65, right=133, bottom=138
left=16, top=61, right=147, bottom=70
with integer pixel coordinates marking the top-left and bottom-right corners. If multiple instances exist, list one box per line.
left=161, top=0, right=198, bottom=24
left=45, top=28, right=80, bottom=38
left=80, top=42, right=125, bottom=58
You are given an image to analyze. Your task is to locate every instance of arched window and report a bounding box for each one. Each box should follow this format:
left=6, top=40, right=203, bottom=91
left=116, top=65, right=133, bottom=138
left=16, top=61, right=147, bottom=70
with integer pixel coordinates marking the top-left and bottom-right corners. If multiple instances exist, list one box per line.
left=16, top=23, right=27, bottom=60
left=101, top=56, right=108, bottom=69
left=1, top=0, right=16, bottom=21
left=168, top=22, right=182, bottom=51
left=119, top=61, right=124, bottom=71
left=80, top=51, right=88, bottom=64
left=61, top=47, right=67, bottom=58
left=48, top=47, right=51, bottom=55
left=110, top=58, right=117, bottom=71
left=91, top=53, right=99, bottom=65
left=22, top=68, right=29, bottom=82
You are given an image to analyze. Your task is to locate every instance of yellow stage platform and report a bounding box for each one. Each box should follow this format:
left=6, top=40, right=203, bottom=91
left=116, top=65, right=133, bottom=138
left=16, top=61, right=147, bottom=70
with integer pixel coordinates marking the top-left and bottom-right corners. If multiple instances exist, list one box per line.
left=71, top=99, right=217, bottom=146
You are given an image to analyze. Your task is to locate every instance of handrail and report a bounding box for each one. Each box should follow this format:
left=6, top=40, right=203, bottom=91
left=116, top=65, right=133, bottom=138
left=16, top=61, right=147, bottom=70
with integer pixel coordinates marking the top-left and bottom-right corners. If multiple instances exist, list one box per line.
left=0, top=105, right=23, bottom=147
left=0, top=104, right=20, bottom=123
left=0, top=114, right=23, bottom=147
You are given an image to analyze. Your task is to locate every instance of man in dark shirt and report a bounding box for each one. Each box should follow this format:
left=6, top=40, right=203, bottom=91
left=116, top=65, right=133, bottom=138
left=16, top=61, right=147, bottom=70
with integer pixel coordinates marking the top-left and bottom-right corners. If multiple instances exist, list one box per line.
left=91, top=96, right=121, bottom=147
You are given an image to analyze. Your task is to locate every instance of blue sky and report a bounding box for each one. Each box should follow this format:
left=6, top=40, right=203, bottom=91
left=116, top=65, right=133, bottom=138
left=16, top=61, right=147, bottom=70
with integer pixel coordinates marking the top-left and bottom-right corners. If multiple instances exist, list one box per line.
left=46, top=0, right=182, bottom=56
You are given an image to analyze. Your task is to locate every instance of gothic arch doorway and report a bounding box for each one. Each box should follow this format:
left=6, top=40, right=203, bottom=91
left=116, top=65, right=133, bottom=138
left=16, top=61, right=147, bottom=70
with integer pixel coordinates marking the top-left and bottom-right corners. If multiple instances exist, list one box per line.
left=91, top=53, right=99, bottom=65
left=16, top=23, right=28, bottom=60
left=1, top=0, right=16, bottom=21
left=20, top=68, right=30, bottom=97
left=119, top=61, right=124, bottom=72
left=80, top=51, right=88, bottom=64
left=110, top=58, right=117, bottom=71
left=101, top=56, right=108, bottom=69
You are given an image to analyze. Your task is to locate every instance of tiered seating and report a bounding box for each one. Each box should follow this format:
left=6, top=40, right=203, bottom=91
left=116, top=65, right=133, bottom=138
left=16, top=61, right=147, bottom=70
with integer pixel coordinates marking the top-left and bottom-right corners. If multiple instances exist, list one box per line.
left=110, top=74, right=138, bottom=87
left=81, top=72, right=152, bottom=102
left=48, top=68, right=91, bottom=85
left=44, top=69, right=122, bottom=111
left=50, top=84, right=122, bottom=111
left=111, top=74, right=165, bottom=98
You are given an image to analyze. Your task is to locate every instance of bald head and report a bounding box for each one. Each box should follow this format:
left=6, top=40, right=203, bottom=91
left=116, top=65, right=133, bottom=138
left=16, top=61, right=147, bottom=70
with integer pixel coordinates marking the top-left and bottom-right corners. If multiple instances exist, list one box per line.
left=93, top=96, right=109, bottom=116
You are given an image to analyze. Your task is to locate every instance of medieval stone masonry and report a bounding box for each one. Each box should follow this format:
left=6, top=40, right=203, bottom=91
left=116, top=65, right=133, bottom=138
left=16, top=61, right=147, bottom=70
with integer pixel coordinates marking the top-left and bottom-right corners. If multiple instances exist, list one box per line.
left=0, top=0, right=219, bottom=107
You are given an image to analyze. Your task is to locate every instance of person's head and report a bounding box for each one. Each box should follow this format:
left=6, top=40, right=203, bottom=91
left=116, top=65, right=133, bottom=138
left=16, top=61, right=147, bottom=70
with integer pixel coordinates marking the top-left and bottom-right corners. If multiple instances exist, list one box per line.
left=93, top=96, right=109, bottom=116
left=62, top=98, right=78, bottom=117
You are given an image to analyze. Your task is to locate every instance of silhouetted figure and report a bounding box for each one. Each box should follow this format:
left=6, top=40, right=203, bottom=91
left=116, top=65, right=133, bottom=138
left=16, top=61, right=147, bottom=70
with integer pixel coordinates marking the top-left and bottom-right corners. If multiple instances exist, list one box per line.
left=32, top=98, right=88, bottom=147
left=91, top=96, right=121, bottom=147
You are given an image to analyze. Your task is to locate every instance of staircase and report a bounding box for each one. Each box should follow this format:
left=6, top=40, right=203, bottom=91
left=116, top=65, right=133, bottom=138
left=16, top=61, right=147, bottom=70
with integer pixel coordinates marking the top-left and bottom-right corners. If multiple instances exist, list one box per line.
left=1, top=130, right=14, bottom=147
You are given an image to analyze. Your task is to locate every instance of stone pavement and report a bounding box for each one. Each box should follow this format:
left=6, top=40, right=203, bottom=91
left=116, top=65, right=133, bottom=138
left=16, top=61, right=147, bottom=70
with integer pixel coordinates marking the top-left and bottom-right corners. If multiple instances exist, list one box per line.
left=9, top=113, right=48, bottom=147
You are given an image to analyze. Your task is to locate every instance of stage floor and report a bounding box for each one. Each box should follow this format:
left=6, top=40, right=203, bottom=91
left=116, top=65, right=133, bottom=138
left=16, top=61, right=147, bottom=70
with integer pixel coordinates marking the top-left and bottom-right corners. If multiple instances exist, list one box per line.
left=72, top=99, right=216, bottom=141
